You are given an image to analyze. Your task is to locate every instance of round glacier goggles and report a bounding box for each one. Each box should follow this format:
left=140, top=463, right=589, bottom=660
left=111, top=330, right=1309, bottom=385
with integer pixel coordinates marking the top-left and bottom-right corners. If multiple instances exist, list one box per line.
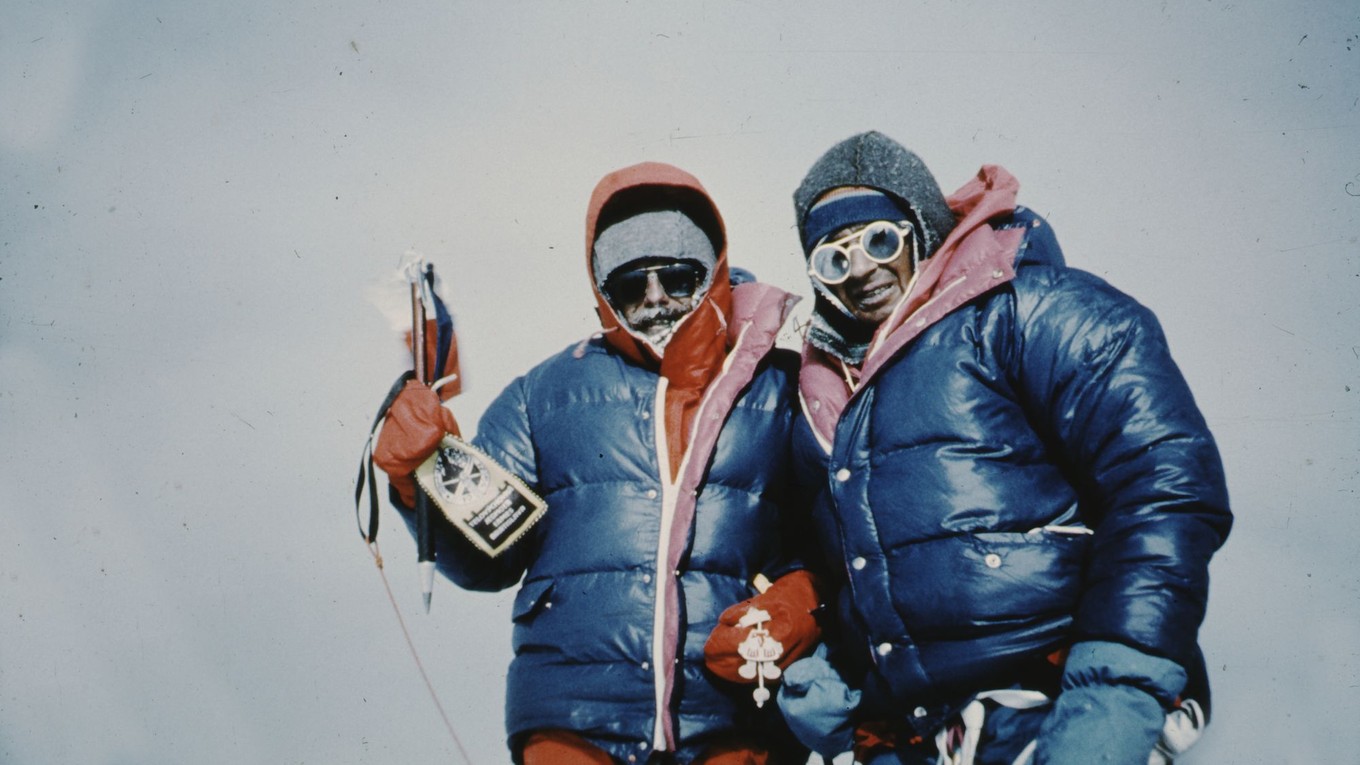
left=808, top=220, right=915, bottom=286
left=603, top=259, right=708, bottom=306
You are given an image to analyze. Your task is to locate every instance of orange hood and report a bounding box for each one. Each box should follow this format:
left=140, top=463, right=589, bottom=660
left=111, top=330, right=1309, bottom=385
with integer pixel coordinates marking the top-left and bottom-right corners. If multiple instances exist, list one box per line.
left=584, top=162, right=733, bottom=363
left=583, top=162, right=734, bottom=478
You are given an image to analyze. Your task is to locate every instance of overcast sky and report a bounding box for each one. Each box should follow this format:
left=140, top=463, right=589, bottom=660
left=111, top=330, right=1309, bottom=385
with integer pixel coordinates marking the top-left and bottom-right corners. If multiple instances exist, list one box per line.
left=2, top=1, right=1357, bottom=763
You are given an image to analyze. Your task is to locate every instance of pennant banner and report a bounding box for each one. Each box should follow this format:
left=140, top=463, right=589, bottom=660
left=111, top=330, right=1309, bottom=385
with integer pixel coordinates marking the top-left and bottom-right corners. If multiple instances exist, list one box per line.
left=415, top=435, right=547, bottom=558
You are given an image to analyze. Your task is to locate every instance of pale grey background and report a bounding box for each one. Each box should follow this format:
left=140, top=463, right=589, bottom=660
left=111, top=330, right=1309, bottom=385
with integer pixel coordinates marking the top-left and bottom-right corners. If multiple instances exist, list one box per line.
left=2, top=1, right=1356, bottom=763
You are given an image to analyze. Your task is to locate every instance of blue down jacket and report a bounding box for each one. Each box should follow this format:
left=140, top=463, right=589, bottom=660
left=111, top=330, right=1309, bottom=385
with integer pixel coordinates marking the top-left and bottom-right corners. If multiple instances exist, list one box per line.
left=793, top=203, right=1233, bottom=736
left=400, top=284, right=807, bottom=763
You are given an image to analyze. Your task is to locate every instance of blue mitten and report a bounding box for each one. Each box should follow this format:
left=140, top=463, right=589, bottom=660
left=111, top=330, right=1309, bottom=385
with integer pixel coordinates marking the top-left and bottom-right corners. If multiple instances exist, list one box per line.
left=776, top=645, right=860, bottom=757
left=1034, top=641, right=1187, bottom=765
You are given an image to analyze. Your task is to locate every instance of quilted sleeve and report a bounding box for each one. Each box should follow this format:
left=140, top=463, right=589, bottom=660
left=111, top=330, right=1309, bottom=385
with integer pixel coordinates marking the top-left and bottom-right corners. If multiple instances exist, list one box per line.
left=1012, top=268, right=1232, bottom=669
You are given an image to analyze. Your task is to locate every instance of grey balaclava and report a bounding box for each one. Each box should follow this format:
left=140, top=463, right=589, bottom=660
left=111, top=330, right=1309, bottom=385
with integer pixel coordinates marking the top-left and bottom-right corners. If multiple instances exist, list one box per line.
left=792, top=131, right=958, bottom=363
left=592, top=210, right=717, bottom=294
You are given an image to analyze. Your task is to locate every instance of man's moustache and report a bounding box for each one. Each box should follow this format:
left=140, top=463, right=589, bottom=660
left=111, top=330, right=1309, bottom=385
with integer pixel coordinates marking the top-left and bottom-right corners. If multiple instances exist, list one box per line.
left=631, top=306, right=689, bottom=331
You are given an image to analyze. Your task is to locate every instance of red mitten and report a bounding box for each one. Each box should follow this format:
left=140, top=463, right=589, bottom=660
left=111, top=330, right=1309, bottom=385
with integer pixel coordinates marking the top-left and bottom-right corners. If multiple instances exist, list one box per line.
left=704, top=569, right=823, bottom=684
left=373, top=380, right=462, bottom=505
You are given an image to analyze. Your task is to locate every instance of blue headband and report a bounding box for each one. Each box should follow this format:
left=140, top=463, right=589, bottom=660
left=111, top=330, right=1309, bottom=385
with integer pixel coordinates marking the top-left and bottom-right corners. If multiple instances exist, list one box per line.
left=801, top=189, right=910, bottom=254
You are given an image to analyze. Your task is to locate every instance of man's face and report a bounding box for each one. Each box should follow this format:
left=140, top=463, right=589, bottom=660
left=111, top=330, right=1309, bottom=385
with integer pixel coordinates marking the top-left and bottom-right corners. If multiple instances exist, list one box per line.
left=823, top=222, right=916, bottom=325
left=603, top=258, right=707, bottom=346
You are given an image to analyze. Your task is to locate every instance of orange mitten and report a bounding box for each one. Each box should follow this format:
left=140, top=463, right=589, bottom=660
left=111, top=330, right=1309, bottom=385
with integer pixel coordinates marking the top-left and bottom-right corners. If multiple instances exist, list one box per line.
left=704, top=569, right=823, bottom=684
left=373, top=380, right=462, bottom=505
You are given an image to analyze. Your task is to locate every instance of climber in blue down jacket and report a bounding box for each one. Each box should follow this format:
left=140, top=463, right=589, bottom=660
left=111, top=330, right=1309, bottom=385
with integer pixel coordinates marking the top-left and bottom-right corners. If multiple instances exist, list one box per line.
left=774, top=131, right=1233, bottom=765
left=373, top=161, right=822, bottom=764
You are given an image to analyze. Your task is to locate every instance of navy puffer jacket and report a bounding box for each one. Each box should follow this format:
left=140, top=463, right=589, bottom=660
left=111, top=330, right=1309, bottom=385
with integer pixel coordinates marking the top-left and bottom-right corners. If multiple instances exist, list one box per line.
left=795, top=194, right=1232, bottom=734
left=396, top=162, right=811, bottom=763
left=425, top=328, right=803, bottom=760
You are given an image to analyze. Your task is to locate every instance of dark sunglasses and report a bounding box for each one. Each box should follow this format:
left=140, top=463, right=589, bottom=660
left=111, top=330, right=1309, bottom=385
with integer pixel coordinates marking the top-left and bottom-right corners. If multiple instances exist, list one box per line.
left=604, top=261, right=708, bottom=305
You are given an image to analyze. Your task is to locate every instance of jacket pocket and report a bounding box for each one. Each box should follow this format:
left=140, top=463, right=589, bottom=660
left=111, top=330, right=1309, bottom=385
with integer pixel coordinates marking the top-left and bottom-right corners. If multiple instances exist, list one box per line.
left=968, top=529, right=1091, bottom=619
left=889, top=530, right=1092, bottom=635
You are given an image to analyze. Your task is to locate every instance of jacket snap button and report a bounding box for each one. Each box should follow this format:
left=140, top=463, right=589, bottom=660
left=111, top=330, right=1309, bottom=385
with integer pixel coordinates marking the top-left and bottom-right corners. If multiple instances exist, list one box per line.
left=985, top=553, right=1002, bottom=568
left=914, top=706, right=928, bottom=718
left=641, top=411, right=650, bottom=420
left=642, top=573, right=652, bottom=584
left=641, top=661, right=649, bottom=670
left=992, top=269, right=1004, bottom=279
left=877, top=642, right=893, bottom=656
left=851, top=557, right=866, bottom=570
left=835, top=468, right=851, bottom=482
left=646, top=489, right=658, bottom=499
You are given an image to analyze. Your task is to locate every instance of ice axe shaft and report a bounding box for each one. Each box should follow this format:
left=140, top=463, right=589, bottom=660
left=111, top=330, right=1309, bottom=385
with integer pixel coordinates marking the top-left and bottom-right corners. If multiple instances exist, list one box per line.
left=408, top=263, right=436, bottom=612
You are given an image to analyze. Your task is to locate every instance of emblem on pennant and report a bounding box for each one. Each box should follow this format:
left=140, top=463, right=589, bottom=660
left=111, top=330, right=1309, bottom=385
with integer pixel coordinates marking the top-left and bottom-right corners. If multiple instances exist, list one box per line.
left=415, top=435, right=547, bottom=558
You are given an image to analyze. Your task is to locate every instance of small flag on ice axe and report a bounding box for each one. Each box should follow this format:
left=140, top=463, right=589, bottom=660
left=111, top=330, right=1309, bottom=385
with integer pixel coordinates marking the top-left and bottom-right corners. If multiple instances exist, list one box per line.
left=410, top=259, right=462, bottom=401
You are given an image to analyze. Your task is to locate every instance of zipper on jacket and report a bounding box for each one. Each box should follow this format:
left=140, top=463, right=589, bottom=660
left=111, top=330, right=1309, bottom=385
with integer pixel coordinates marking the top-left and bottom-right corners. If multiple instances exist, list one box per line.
left=649, top=376, right=677, bottom=752
left=644, top=321, right=759, bottom=752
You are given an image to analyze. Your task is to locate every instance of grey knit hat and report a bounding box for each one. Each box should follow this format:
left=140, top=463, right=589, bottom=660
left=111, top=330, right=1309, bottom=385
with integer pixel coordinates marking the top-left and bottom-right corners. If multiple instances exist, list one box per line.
left=793, top=131, right=956, bottom=258
left=592, top=209, right=717, bottom=291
